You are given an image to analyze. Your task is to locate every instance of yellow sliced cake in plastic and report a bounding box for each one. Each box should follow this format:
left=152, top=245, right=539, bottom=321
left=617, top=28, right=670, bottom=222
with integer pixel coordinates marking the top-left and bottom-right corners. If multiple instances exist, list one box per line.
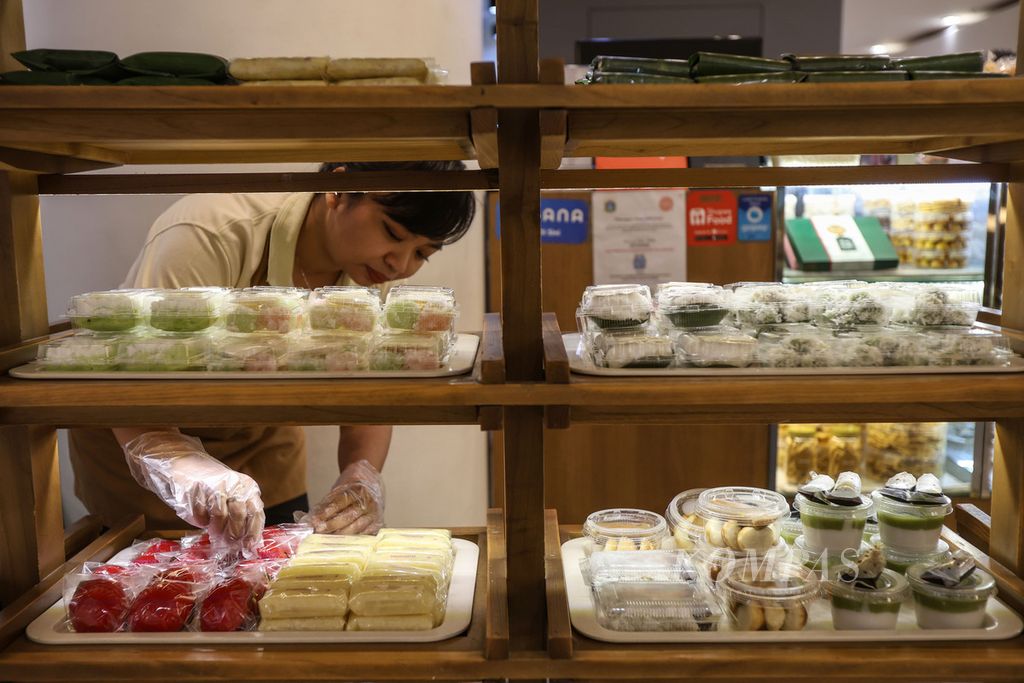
left=346, top=614, right=435, bottom=631
left=259, top=616, right=347, bottom=631
left=297, top=533, right=378, bottom=555
left=258, top=587, right=349, bottom=619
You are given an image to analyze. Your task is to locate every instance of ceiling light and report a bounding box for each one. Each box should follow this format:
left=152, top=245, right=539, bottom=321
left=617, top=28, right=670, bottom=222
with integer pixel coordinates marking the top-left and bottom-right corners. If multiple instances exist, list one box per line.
left=726, top=34, right=742, bottom=40
left=941, top=11, right=986, bottom=27
left=870, top=44, right=889, bottom=54
left=869, top=42, right=906, bottom=55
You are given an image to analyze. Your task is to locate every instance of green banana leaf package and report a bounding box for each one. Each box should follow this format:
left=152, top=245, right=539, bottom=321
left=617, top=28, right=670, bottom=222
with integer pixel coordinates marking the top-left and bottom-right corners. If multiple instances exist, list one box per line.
left=0, top=70, right=110, bottom=85
left=697, top=72, right=804, bottom=84
left=908, top=70, right=1009, bottom=80
left=893, top=51, right=985, bottom=73
left=785, top=54, right=891, bottom=71
left=589, top=55, right=691, bottom=78
left=12, top=48, right=126, bottom=80
left=581, top=71, right=693, bottom=85
left=119, top=52, right=230, bottom=81
left=804, top=70, right=907, bottom=83
left=689, top=51, right=791, bottom=77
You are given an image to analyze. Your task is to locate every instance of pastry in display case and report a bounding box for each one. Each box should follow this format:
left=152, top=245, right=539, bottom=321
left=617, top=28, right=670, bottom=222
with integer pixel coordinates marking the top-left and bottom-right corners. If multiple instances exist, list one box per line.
left=865, top=423, right=948, bottom=480
left=779, top=424, right=862, bottom=485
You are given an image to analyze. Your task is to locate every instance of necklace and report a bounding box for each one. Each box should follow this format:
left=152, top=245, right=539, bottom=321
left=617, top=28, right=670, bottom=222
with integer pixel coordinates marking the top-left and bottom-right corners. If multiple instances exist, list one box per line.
left=297, top=264, right=312, bottom=289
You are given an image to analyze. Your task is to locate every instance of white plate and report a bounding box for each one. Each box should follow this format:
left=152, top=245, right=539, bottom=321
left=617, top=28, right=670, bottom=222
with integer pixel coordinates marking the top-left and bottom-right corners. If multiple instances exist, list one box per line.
left=10, top=334, right=478, bottom=380
left=562, top=537, right=1023, bottom=643
left=27, top=538, right=479, bottom=645
left=564, top=333, right=1024, bottom=377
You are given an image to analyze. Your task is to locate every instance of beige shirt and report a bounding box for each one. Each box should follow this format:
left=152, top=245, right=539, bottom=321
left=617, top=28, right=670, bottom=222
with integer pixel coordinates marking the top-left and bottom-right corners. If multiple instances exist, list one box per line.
left=69, top=192, right=345, bottom=529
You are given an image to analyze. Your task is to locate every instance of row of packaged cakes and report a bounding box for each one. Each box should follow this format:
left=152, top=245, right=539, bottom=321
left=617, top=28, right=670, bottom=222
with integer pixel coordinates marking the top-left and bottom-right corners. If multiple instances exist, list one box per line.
left=578, top=281, right=984, bottom=334
left=38, top=328, right=454, bottom=372
left=578, top=476, right=994, bottom=633
left=582, top=323, right=1013, bottom=369
left=66, top=284, right=458, bottom=336
left=63, top=525, right=455, bottom=633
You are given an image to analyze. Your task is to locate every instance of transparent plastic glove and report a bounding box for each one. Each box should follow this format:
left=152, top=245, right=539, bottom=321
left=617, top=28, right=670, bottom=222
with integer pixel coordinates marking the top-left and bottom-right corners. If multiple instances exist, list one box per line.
left=122, top=431, right=265, bottom=552
left=301, top=460, right=384, bottom=535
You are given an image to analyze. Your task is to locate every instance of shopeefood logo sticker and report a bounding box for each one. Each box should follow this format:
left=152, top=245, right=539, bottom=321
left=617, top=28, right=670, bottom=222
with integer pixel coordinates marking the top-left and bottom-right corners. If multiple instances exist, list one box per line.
left=687, top=190, right=737, bottom=245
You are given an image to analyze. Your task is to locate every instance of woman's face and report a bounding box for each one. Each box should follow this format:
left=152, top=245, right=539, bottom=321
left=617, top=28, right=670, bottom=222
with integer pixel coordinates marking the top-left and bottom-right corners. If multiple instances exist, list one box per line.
left=322, top=193, right=441, bottom=286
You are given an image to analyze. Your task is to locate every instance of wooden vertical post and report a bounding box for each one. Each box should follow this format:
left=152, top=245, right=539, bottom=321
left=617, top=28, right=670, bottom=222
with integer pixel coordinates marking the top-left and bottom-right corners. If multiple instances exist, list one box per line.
left=0, top=0, right=26, bottom=72
left=496, top=0, right=545, bottom=652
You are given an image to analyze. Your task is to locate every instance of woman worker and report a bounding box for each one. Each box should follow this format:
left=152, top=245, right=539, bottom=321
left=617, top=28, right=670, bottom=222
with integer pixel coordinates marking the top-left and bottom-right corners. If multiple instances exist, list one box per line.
left=67, top=160, right=477, bottom=551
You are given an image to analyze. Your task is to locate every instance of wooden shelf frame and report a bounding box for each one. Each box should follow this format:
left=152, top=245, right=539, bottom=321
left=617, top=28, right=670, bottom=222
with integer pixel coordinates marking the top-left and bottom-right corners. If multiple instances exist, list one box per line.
left=544, top=509, right=1024, bottom=682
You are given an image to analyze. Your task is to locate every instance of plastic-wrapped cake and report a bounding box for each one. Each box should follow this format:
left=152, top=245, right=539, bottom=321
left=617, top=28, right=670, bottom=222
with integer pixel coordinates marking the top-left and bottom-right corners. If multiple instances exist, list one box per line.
left=382, top=285, right=457, bottom=333
left=224, top=287, right=307, bottom=334
left=308, top=286, right=381, bottom=333
left=147, top=287, right=226, bottom=333
left=67, top=290, right=148, bottom=332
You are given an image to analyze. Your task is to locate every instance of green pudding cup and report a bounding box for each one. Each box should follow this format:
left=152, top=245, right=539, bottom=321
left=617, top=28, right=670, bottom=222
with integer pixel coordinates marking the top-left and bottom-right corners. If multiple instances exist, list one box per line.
left=872, top=491, right=951, bottom=553
left=872, top=535, right=952, bottom=575
left=906, top=563, right=996, bottom=629
left=795, top=493, right=873, bottom=555
left=824, top=566, right=909, bottom=630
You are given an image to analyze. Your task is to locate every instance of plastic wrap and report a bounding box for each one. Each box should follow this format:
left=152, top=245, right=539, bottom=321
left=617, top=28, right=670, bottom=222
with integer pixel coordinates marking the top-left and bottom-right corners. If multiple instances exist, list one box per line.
left=126, top=564, right=217, bottom=632
left=63, top=563, right=157, bottom=632
left=36, top=335, right=121, bottom=371
left=223, top=287, right=306, bottom=334
left=279, top=333, right=372, bottom=371
left=308, top=285, right=381, bottom=333
left=115, top=334, right=212, bottom=371
left=382, top=285, right=458, bottom=333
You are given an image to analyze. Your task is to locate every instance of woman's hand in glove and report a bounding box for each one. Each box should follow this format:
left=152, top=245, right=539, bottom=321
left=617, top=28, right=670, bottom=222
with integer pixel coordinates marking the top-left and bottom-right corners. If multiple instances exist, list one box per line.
left=302, top=459, right=384, bottom=535
left=120, top=430, right=265, bottom=552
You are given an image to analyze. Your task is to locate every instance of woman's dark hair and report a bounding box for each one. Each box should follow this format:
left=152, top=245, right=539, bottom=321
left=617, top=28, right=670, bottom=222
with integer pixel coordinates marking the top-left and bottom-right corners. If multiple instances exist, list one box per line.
left=319, top=160, right=476, bottom=245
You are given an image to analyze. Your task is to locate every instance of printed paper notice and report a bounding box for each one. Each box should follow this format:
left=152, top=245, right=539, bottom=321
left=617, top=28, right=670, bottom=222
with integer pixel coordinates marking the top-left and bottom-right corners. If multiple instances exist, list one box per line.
left=591, top=190, right=686, bottom=287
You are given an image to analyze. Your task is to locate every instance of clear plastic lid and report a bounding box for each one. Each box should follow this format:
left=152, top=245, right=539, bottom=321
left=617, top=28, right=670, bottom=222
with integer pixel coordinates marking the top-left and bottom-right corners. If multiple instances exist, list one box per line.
left=873, top=536, right=952, bottom=573
left=224, top=287, right=306, bottom=334
left=37, top=335, right=121, bottom=370
left=147, top=288, right=226, bottom=333
left=115, top=335, right=211, bottom=371
left=382, top=285, right=458, bottom=332
left=279, top=333, right=372, bottom=372
left=590, top=329, right=675, bottom=369
left=370, top=330, right=449, bottom=371
left=756, top=329, right=835, bottom=368
left=810, top=287, right=890, bottom=330
left=906, top=563, right=996, bottom=602
left=205, top=333, right=286, bottom=372
left=655, top=284, right=731, bottom=329
left=587, top=550, right=700, bottom=585
left=717, top=561, right=819, bottom=630
left=67, top=290, right=148, bottom=332
left=580, top=284, right=654, bottom=328
left=728, top=282, right=812, bottom=325
left=854, top=330, right=926, bottom=366
left=594, top=578, right=723, bottom=632
left=921, top=328, right=1013, bottom=367
left=665, top=488, right=706, bottom=551
left=823, top=565, right=910, bottom=606
left=673, top=327, right=757, bottom=368
left=308, top=286, right=381, bottom=332
left=696, top=487, right=789, bottom=552
left=794, top=493, right=873, bottom=519
left=582, top=508, right=670, bottom=553
left=871, top=490, right=953, bottom=516
left=791, top=536, right=871, bottom=574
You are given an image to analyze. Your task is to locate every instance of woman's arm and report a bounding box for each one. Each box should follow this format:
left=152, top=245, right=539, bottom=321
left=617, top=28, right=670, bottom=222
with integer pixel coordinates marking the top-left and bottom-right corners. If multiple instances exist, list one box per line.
left=337, top=425, right=391, bottom=473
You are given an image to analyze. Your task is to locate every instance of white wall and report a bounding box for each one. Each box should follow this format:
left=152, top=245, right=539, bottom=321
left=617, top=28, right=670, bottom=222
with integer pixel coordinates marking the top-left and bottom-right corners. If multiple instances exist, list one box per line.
left=25, top=0, right=489, bottom=529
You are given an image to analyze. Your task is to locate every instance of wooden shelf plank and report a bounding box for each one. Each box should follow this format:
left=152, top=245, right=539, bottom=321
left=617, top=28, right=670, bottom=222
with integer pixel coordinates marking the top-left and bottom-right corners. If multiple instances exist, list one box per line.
left=476, top=313, right=506, bottom=384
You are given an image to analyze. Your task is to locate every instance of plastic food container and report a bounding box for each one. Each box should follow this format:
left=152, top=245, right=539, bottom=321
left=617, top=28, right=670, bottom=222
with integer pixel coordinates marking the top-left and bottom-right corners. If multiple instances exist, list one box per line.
left=665, top=489, right=706, bottom=551
left=717, top=561, right=819, bottom=631
left=370, top=331, right=449, bottom=371
left=874, top=537, right=952, bottom=575
left=590, top=329, right=675, bottom=369
left=872, top=491, right=952, bottom=553
left=780, top=511, right=803, bottom=546
left=811, top=287, right=889, bottom=330
left=579, top=284, right=654, bottom=329
left=907, top=562, right=996, bottom=629
left=582, top=508, right=670, bottom=554
left=791, top=536, right=871, bottom=576
left=794, top=493, right=874, bottom=555
left=279, top=333, right=372, bottom=371
left=37, top=335, right=121, bottom=371
left=307, top=286, right=381, bottom=333
left=692, top=538, right=790, bottom=584
left=729, top=282, right=812, bottom=326
left=912, top=248, right=968, bottom=269
left=887, top=285, right=980, bottom=327
left=115, top=335, right=211, bottom=371
left=593, top=577, right=723, bottom=632
left=205, top=334, right=287, bottom=372
left=67, top=290, right=147, bottom=332
left=756, top=330, right=834, bottom=368
left=673, top=327, right=757, bottom=367
left=587, top=549, right=700, bottom=585
left=823, top=566, right=910, bottom=630
left=923, top=328, right=1013, bottom=367
left=382, top=285, right=457, bottom=333
left=224, top=287, right=306, bottom=334
left=655, top=283, right=731, bottom=329
left=147, top=287, right=226, bottom=333
left=911, top=231, right=968, bottom=251
left=696, top=487, right=790, bottom=552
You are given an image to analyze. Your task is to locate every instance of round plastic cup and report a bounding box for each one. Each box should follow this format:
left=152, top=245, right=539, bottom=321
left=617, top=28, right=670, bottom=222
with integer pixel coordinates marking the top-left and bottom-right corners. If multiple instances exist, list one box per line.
left=696, top=487, right=790, bottom=553
left=795, top=493, right=873, bottom=555
left=780, top=511, right=803, bottom=546
left=906, top=562, right=996, bottom=630
left=717, top=561, right=819, bottom=631
left=582, top=508, right=669, bottom=555
left=823, top=566, right=909, bottom=630
left=791, top=536, right=870, bottom=577
left=872, top=491, right=952, bottom=553
left=872, top=535, right=952, bottom=575
left=665, top=489, right=706, bottom=552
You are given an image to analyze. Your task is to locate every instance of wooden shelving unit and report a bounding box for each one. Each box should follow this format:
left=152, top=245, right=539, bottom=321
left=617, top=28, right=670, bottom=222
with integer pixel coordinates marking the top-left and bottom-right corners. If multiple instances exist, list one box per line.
left=3, top=0, right=1024, bottom=679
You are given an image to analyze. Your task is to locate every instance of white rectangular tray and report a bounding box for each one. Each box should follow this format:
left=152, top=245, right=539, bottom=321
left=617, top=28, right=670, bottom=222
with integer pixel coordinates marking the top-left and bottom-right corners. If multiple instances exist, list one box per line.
left=562, top=537, right=1023, bottom=643
left=27, top=538, right=478, bottom=645
left=11, top=334, right=478, bottom=380
left=564, top=333, right=1024, bottom=377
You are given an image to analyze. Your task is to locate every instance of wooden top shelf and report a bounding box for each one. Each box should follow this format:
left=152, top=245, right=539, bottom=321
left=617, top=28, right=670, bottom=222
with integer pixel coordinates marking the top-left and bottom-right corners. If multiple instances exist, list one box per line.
left=1, top=79, right=1023, bottom=166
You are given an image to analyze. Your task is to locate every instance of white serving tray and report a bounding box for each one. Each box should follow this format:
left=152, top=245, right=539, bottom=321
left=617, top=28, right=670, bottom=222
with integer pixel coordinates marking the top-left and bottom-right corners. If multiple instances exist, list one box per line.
left=564, top=333, right=1024, bottom=377
left=11, top=334, right=478, bottom=380
left=562, top=537, right=1023, bottom=643
left=27, top=538, right=479, bottom=645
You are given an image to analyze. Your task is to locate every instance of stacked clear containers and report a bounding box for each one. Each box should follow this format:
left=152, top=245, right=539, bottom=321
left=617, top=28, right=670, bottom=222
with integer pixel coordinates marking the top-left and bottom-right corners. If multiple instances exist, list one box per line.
left=693, top=487, right=792, bottom=584
left=578, top=284, right=672, bottom=369
left=582, top=509, right=670, bottom=554
left=794, top=491, right=874, bottom=555
left=585, top=550, right=723, bottom=631
left=911, top=199, right=970, bottom=269
left=717, top=561, right=819, bottom=631
left=219, top=287, right=307, bottom=372
left=287, top=286, right=381, bottom=371
left=376, top=285, right=458, bottom=370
